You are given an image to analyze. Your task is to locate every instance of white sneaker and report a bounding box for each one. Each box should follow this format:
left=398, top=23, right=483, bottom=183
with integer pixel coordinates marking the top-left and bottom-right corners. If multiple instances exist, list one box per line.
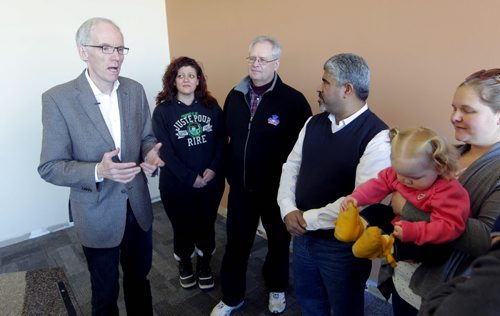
left=210, top=300, right=244, bottom=316
left=268, top=292, right=286, bottom=314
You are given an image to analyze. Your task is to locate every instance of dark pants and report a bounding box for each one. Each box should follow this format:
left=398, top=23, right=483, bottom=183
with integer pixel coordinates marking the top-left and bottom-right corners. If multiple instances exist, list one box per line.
left=392, top=289, right=418, bottom=316
left=160, top=178, right=224, bottom=260
left=220, top=186, right=291, bottom=305
left=82, top=202, right=153, bottom=316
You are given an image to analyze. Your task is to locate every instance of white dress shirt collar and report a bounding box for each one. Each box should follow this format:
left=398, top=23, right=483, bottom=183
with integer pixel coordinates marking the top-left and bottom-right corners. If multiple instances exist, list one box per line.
left=85, top=70, right=120, bottom=96
left=328, top=103, right=369, bottom=133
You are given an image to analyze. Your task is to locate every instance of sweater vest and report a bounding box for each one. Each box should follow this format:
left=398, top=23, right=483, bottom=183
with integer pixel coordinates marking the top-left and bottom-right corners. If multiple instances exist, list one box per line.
left=295, top=110, right=387, bottom=211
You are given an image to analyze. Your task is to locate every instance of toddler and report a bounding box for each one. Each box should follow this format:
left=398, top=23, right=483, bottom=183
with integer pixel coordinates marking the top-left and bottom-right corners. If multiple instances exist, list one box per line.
left=335, top=127, right=470, bottom=267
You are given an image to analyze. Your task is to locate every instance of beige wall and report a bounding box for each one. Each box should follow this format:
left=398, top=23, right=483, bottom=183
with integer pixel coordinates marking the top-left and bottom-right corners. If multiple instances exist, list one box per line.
left=165, top=0, right=500, bottom=211
left=166, top=0, right=499, bottom=140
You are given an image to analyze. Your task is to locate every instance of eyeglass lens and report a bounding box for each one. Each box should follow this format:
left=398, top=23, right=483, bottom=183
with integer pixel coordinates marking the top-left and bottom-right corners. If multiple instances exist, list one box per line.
left=246, top=56, right=276, bottom=65
left=102, top=46, right=128, bottom=55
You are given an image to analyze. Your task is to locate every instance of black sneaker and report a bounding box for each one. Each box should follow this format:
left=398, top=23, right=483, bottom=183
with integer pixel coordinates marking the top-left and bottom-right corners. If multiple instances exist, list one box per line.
left=197, top=255, right=214, bottom=290
left=179, top=260, right=196, bottom=289
left=198, top=267, right=214, bottom=290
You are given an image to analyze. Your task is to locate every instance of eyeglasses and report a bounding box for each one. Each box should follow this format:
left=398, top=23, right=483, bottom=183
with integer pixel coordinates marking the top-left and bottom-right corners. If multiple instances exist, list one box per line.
left=83, top=45, right=130, bottom=55
left=465, top=68, right=500, bottom=82
left=245, top=56, right=278, bottom=65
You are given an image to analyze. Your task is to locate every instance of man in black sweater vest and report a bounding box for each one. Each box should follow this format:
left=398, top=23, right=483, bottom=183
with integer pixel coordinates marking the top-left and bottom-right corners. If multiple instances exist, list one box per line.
left=278, top=53, right=391, bottom=315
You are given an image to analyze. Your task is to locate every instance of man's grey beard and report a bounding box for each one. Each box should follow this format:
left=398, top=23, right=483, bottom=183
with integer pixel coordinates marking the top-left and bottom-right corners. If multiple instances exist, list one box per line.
left=319, top=103, right=327, bottom=113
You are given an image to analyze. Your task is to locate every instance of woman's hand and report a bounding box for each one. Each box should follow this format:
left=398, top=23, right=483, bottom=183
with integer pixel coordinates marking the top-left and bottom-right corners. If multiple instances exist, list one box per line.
left=492, top=236, right=500, bottom=247
left=193, top=175, right=206, bottom=188
left=202, top=168, right=216, bottom=183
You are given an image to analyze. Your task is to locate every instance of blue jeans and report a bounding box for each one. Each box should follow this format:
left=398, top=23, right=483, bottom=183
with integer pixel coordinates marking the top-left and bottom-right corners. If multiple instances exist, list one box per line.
left=82, top=202, right=153, bottom=316
left=293, top=234, right=371, bottom=316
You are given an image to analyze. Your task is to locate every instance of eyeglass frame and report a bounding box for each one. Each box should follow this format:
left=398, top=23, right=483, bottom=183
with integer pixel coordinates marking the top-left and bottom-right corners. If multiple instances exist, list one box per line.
left=82, top=44, right=130, bottom=55
left=465, top=68, right=500, bottom=83
left=245, top=56, right=279, bottom=65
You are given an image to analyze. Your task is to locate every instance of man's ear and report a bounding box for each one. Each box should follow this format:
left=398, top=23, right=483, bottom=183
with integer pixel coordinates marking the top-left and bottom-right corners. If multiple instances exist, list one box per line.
left=273, top=59, right=280, bottom=72
left=78, top=45, right=88, bottom=61
left=343, top=83, right=354, bottom=98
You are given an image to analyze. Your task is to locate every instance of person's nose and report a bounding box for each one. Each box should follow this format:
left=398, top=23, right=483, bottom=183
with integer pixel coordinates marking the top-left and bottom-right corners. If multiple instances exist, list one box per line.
left=451, top=110, right=462, bottom=122
left=111, top=49, right=120, bottom=60
left=250, top=58, right=262, bottom=67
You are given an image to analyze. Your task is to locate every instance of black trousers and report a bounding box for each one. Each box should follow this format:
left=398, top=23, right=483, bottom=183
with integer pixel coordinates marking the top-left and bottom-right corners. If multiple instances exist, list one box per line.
left=160, top=177, right=224, bottom=260
left=82, top=202, right=153, bottom=316
left=220, top=186, right=291, bottom=305
left=392, top=289, right=419, bottom=316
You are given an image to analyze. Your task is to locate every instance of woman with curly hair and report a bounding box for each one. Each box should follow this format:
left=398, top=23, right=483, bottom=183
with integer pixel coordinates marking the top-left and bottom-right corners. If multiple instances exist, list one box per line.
left=153, top=57, right=226, bottom=290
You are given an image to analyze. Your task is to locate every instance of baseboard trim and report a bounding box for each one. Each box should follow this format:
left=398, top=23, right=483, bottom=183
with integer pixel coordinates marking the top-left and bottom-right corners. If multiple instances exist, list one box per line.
left=0, top=222, right=74, bottom=249
left=0, top=202, right=228, bottom=249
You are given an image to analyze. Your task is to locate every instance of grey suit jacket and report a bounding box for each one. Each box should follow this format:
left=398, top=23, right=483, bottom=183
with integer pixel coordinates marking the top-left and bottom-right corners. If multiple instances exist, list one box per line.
left=38, top=70, right=157, bottom=248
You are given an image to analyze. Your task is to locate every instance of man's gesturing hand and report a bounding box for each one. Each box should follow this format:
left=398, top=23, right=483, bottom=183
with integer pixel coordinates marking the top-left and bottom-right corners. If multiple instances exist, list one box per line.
left=140, top=143, right=165, bottom=177
left=97, top=148, right=141, bottom=183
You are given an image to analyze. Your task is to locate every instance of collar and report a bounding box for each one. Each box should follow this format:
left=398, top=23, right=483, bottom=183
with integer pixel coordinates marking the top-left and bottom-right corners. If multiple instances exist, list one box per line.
left=328, top=104, right=369, bottom=133
left=235, top=72, right=278, bottom=94
left=175, top=97, right=199, bottom=106
left=85, top=69, right=120, bottom=96
left=328, top=103, right=369, bottom=127
left=249, top=80, right=273, bottom=95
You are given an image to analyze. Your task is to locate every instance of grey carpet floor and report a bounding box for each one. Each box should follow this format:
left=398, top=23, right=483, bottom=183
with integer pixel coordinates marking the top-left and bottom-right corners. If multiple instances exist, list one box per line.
left=0, top=202, right=392, bottom=315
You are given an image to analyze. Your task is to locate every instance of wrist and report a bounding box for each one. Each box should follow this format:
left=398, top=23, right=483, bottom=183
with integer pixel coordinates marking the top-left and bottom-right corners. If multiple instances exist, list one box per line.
left=95, top=162, right=104, bottom=182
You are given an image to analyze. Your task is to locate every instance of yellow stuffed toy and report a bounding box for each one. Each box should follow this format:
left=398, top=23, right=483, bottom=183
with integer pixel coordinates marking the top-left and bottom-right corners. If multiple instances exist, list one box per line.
left=335, top=202, right=397, bottom=267
left=334, top=202, right=365, bottom=242
left=353, top=227, right=397, bottom=268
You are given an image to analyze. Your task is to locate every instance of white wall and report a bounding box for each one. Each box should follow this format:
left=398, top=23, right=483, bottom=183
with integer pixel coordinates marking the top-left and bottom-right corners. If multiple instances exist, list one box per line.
left=0, top=1, right=169, bottom=246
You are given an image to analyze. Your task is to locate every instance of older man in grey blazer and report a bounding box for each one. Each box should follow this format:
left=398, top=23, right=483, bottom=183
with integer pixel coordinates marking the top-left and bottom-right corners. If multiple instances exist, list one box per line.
left=38, top=17, right=163, bottom=315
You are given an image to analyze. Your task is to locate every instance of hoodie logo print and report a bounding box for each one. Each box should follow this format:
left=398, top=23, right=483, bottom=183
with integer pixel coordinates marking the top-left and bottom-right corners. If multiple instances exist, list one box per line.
left=174, top=111, right=213, bottom=147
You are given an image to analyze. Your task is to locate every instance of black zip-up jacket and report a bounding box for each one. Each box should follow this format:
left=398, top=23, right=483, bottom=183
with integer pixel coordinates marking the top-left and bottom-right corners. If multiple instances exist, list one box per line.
left=224, top=74, right=312, bottom=192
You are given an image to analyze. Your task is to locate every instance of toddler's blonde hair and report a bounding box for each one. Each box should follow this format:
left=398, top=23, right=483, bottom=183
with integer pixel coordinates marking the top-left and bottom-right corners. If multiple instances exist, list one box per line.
left=389, top=127, right=460, bottom=179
